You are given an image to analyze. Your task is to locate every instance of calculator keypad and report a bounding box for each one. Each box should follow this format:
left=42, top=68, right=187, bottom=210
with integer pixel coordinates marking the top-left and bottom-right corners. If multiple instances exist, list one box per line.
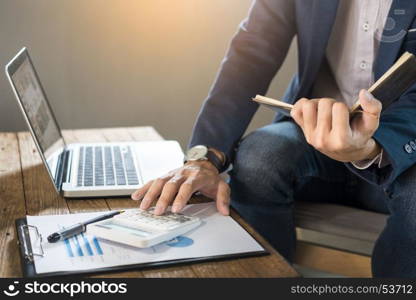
left=115, top=209, right=194, bottom=230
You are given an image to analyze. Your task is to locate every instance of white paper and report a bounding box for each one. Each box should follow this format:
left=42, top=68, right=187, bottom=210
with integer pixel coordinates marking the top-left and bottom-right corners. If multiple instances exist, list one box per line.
left=26, top=203, right=264, bottom=274
left=134, top=140, right=184, bottom=183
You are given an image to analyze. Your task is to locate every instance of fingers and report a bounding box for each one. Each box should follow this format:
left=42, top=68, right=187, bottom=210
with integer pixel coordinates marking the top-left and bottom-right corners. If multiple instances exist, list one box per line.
left=216, top=181, right=230, bottom=216
left=139, top=175, right=173, bottom=210
left=302, top=100, right=318, bottom=139
left=154, top=175, right=186, bottom=215
left=358, top=90, right=382, bottom=133
left=134, top=162, right=227, bottom=216
left=293, top=98, right=335, bottom=145
left=290, top=94, right=380, bottom=162
left=331, top=102, right=350, bottom=137
left=131, top=180, right=152, bottom=201
left=359, top=90, right=382, bottom=116
left=316, top=98, right=333, bottom=133
left=171, top=179, right=197, bottom=214
left=291, top=98, right=308, bottom=129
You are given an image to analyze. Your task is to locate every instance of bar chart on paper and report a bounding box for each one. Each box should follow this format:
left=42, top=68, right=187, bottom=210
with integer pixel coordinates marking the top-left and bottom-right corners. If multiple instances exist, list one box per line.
left=26, top=212, right=158, bottom=274
left=51, top=223, right=138, bottom=267
left=62, top=233, right=104, bottom=258
left=26, top=203, right=265, bottom=275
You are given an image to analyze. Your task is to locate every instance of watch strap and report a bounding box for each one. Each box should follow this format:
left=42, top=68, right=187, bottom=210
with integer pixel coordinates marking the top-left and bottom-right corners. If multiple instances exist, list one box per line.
left=206, top=150, right=224, bottom=173
left=184, top=146, right=229, bottom=173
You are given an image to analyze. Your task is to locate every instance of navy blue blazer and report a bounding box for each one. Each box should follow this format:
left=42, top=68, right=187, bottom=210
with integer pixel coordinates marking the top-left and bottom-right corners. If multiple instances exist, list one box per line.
left=189, top=0, right=416, bottom=187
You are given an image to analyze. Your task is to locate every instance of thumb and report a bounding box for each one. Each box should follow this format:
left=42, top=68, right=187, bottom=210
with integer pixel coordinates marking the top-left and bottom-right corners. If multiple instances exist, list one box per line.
left=216, top=181, right=230, bottom=216
left=358, top=89, right=382, bottom=132
left=359, top=89, right=382, bottom=116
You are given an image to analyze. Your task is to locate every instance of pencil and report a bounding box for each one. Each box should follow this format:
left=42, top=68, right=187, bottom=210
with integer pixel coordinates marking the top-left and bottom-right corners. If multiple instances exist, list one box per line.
left=253, top=51, right=416, bottom=116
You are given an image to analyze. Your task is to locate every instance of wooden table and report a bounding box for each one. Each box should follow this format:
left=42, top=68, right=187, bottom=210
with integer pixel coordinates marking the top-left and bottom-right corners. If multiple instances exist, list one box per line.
left=0, top=127, right=298, bottom=278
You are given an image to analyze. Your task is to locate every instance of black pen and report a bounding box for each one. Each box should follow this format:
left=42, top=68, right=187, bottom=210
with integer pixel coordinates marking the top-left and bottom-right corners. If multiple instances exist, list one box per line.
left=47, top=210, right=125, bottom=243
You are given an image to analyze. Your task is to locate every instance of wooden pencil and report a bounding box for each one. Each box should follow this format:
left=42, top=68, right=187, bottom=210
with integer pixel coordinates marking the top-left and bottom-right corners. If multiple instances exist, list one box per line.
left=253, top=51, right=416, bottom=115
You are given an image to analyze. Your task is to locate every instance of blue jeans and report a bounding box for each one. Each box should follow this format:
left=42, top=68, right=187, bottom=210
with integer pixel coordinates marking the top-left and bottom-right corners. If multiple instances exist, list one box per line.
left=229, top=121, right=416, bottom=278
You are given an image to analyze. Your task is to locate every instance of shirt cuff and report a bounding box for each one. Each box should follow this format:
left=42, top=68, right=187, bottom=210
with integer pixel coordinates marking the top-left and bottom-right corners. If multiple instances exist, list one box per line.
left=351, top=149, right=385, bottom=170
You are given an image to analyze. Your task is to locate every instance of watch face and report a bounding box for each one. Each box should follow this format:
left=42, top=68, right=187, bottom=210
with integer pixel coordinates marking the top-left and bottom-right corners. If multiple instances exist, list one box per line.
left=187, top=145, right=208, bottom=161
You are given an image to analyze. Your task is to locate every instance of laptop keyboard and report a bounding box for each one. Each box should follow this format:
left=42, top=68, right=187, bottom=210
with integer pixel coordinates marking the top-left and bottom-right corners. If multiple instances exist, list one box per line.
left=77, top=145, right=140, bottom=187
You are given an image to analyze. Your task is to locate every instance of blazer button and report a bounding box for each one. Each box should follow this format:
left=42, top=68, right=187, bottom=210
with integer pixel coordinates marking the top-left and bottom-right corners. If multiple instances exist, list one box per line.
left=405, top=144, right=413, bottom=154
left=411, top=141, right=416, bottom=151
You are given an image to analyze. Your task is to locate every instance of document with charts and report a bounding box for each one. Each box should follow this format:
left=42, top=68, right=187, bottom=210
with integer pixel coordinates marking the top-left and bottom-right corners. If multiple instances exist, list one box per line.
left=25, top=202, right=265, bottom=275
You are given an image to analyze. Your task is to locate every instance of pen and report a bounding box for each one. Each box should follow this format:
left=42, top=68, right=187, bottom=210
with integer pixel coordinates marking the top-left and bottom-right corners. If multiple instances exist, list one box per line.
left=47, top=210, right=125, bottom=243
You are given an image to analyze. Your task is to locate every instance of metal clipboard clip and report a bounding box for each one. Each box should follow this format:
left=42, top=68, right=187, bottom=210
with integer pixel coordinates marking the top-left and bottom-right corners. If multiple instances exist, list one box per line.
left=19, top=224, right=44, bottom=262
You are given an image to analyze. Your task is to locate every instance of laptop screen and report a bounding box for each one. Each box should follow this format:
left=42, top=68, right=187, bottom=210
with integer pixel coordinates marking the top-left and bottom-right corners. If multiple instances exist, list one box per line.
left=6, top=48, right=66, bottom=189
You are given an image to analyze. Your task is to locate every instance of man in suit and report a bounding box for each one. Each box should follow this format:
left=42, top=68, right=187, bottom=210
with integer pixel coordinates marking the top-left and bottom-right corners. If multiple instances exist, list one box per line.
left=133, top=0, right=416, bottom=277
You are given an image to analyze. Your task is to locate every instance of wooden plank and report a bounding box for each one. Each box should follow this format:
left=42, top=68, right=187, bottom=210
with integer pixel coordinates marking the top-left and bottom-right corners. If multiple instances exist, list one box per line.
left=89, top=265, right=195, bottom=278
left=190, top=260, right=253, bottom=277
left=90, top=270, right=150, bottom=278
left=17, top=132, right=68, bottom=215
left=0, top=133, right=27, bottom=277
left=65, top=198, right=109, bottom=213
left=142, top=266, right=196, bottom=278
left=295, top=201, right=386, bottom=242
left=296, top=228, right=375, bottom=256
left=294, top=241, right=372, bottom=277
left=127, top=126, right=164, bottom=141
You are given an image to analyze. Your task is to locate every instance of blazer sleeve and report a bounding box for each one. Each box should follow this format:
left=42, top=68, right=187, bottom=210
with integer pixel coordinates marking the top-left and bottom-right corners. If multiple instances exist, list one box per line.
left=346, top=87, right=416, bottom=187
left=188, top=0, right=296, bottom=160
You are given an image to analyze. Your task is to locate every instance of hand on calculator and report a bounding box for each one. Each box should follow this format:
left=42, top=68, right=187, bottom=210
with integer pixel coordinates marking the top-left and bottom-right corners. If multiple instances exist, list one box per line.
left=88, top=207, right=202, bottom=248
left=131, top=160, right=230, bottom=216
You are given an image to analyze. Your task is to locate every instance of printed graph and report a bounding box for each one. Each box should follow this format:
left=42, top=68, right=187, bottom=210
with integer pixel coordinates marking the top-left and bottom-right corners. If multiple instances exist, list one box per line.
left=63, top=233, right=103, bottom=257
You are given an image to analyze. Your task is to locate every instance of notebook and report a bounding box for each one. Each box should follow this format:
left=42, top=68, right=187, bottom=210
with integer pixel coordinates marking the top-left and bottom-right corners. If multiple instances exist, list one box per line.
left=253, top=51, right=416, bottom=115
left=16, top=202, right=267, bottom=277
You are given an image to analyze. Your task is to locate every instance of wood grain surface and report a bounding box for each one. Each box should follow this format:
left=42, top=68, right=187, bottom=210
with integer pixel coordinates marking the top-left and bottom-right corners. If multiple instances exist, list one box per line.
left=0, top=127, right=298, bottom=278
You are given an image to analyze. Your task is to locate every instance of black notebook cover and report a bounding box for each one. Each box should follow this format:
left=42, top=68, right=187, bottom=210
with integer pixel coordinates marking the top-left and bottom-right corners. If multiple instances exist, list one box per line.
left=351, top=51, right=416, bottom=113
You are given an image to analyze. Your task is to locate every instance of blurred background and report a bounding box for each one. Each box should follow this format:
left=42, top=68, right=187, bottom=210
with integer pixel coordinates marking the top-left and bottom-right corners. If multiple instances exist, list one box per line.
left=0, top=0, right=297, bottom=148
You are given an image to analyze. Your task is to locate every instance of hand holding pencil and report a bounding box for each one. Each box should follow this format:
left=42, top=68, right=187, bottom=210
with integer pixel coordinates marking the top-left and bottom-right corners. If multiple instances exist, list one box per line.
left=286, top=90, right=383, bottom=163
left=251, top=51, right=416, bottom=164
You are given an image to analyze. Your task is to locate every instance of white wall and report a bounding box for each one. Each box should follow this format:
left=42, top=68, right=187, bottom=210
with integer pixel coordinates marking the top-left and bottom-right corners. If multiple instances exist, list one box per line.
left=0, top=0, right=297, bottom=147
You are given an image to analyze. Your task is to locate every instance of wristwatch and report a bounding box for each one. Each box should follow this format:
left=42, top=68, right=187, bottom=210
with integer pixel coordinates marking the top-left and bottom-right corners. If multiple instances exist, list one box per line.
left=185, top=145, right=226, bottom=173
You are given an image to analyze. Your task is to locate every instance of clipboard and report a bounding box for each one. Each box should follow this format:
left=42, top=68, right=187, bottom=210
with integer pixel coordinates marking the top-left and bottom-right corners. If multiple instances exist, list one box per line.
left=15, top=212, right=269, bottom=278
left=16, top=218, right=43, bottom=278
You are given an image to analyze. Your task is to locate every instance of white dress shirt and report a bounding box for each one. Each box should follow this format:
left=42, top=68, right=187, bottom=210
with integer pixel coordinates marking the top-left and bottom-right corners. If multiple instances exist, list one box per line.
left=310, top=0, right=393, bottom=168
left=326, top=0, right=393, bottom=107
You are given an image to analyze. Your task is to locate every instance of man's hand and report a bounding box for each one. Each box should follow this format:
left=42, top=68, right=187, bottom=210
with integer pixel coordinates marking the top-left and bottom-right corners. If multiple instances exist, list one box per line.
left=290, top=89, right=382, bottom=162
left=131, top=160, right=230, bottom=216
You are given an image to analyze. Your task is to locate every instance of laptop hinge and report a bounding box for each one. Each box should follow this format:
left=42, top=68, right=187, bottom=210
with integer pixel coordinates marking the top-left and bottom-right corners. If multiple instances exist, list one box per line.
left=55, top=149, right=71, bottom=190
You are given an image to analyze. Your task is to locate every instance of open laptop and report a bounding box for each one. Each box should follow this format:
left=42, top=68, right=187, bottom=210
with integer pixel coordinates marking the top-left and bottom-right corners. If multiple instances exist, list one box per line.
left=5, top=47, right=184, bottom=198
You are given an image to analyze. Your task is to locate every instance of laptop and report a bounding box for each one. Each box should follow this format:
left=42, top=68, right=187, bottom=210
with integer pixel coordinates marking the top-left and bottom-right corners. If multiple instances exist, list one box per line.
left=5, top=47, right=184, bottom=198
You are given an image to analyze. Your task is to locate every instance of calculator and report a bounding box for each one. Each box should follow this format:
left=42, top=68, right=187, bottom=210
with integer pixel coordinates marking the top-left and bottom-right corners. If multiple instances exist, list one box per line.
left=87, top=208, right=201, bottom=248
